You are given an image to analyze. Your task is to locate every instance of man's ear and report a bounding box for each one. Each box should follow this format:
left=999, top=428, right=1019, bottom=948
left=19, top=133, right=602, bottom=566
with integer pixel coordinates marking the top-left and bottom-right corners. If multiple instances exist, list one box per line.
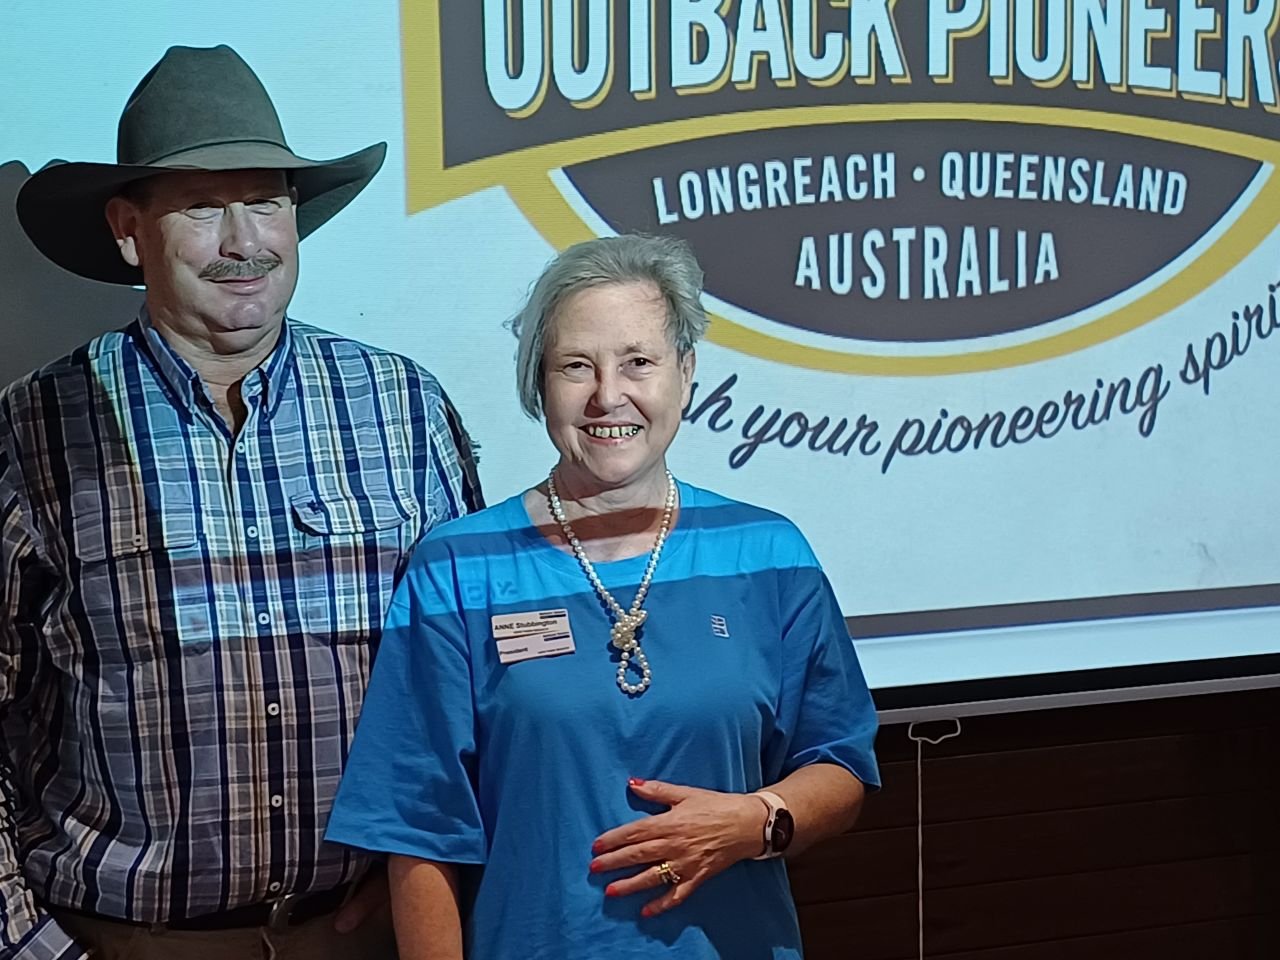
left=104, top=195, right=142, bottom=268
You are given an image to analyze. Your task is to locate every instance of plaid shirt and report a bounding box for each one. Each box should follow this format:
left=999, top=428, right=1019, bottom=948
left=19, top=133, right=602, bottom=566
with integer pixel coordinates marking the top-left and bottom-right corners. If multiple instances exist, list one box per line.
left=0, top=313, right=483, bottom=959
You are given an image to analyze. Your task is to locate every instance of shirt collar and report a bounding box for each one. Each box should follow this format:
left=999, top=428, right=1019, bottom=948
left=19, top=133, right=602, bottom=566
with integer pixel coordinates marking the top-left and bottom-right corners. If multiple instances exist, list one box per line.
left=137, top=306, right=296, bottom=420
left=138, top=306, right=201, bottom=412
left=259, top=320, right=295, bottom=419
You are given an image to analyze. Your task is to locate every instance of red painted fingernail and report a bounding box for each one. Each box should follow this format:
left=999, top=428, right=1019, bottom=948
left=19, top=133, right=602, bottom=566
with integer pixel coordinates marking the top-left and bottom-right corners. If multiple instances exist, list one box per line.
left=589, top=860, right=602, bottom=873
left=628, top=777, right=646, bottom=787
left=605, top=884, right=617, bottom=897
left=641, top=906, right=653, bottom=918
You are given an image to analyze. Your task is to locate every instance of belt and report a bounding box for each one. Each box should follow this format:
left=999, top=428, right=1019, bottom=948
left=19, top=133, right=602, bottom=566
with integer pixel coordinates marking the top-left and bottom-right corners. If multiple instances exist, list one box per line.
left=55, top=882, right=352, bottom=932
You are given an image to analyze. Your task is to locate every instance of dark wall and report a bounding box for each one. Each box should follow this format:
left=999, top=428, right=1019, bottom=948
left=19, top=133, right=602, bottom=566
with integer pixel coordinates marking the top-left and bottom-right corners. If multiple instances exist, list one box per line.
left=0, top=161, right=142, bottom=388
left=791, top=688, right=1280, bottom=958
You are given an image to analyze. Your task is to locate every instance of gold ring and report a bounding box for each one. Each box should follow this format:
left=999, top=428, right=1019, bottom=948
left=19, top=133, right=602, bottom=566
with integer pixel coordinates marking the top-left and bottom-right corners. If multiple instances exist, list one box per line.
left=656, top=860, right=682, bottom=886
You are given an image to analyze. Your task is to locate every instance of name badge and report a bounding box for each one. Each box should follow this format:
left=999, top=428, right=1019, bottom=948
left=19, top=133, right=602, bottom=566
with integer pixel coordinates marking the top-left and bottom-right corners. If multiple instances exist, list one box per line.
left=491, top=608, right=576, bottom=665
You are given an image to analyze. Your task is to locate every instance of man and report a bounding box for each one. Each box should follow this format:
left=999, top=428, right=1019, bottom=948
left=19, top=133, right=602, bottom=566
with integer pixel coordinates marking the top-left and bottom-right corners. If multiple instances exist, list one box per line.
left=0, top=45, right=483, bottom=959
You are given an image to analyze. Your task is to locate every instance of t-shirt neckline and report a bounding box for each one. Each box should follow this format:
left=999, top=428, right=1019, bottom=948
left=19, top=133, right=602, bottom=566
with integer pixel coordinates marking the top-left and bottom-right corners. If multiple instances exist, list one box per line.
left=510, top=478, right=696, bottom=581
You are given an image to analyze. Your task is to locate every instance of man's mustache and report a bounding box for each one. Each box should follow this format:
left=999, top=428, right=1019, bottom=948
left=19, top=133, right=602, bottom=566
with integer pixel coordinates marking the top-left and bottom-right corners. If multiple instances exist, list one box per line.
left=199, top=256, right=283, bottom=281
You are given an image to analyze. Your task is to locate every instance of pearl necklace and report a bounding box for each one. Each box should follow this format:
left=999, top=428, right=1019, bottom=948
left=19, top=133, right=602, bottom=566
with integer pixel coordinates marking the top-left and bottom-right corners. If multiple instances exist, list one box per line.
left=546, top=469, right=676, bottom=696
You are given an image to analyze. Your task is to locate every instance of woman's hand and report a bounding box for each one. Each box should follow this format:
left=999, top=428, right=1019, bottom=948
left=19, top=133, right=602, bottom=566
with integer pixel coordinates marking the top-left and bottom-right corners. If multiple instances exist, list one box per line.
left=589, top=779, right=766, bottom=918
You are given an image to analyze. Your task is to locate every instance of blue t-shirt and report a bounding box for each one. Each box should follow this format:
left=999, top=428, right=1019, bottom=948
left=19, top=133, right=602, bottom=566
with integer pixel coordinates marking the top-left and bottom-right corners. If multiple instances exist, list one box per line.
left=326, top=482, right=880, bottom=959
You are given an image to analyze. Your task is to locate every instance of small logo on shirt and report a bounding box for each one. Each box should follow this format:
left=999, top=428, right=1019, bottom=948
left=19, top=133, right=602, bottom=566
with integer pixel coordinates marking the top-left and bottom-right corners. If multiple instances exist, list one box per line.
left=710, top=615, right=730, bottom=638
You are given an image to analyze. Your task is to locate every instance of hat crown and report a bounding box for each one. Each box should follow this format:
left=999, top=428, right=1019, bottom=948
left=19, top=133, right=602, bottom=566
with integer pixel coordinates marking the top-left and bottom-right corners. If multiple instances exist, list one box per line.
left=117, top=45, right=288, bottom=166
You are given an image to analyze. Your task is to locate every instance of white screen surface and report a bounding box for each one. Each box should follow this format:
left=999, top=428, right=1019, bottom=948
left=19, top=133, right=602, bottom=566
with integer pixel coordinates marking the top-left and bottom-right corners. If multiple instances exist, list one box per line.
left=3, top=2, right=1279, bottom=704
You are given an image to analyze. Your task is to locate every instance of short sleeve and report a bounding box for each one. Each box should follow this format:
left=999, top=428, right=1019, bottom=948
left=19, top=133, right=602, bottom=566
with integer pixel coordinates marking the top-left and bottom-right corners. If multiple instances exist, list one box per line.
left=764, top=558, right=880, bottom=790
left=325, top=539, right=487, bottom=863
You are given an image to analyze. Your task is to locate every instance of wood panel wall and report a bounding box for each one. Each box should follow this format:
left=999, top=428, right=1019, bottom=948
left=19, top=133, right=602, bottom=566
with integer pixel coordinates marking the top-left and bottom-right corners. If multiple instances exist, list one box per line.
left=790, top=688, right=1280, bottom=959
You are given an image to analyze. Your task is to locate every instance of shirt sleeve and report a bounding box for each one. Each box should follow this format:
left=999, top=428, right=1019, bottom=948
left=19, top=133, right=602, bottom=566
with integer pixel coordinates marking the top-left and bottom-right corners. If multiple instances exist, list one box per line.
left=439, top=390, right=484, bottom=514
left=325, top=537, right=488, bottom=864
left=0, top=411, right=89, bottom=960
left=425, top=385, right=484, bottom=529
left=763, top=548, right=881, bottom=790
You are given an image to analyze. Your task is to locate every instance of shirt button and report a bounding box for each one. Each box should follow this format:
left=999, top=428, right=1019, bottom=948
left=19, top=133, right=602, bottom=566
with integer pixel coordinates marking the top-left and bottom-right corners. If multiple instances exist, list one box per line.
left=236, top=441, right=246, bottom=454
left=266, top=702, right=280, bottom=717
left=271, top=794, right=283, bottom=809
left=247, top=525, right=259, bottom=539
left=268, top=881, right=282, bottom=893
left=257, top=612, right=271, bottom=626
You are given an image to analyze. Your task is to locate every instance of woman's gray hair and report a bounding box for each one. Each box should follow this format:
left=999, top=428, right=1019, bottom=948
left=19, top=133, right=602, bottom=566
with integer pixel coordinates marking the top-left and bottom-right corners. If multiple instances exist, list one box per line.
left=512, top=234, right=709, bottom=419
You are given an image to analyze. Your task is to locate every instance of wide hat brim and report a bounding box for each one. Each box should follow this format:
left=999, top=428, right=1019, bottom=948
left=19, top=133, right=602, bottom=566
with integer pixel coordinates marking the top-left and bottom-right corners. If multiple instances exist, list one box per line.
left=16, top=139, right=387, bottom=285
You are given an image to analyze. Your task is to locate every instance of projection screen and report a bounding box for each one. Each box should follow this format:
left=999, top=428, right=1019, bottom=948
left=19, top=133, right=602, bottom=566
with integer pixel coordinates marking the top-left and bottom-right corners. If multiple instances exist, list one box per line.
left=3, top=1, right=1279, bottom=718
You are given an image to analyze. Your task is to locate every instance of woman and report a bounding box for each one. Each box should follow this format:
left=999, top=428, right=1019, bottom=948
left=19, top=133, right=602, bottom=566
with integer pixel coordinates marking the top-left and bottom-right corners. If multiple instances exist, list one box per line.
left=325, top=235, right=880, bottom=959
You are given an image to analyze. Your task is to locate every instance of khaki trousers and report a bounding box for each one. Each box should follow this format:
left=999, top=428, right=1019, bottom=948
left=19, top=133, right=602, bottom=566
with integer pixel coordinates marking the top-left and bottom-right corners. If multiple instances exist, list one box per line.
left=53, top=906, right=397, bottom=960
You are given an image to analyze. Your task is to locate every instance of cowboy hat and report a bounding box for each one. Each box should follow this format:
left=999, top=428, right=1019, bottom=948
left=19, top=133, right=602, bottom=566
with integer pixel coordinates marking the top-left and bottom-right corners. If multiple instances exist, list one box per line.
left=16, top=44, right=386, bottom=285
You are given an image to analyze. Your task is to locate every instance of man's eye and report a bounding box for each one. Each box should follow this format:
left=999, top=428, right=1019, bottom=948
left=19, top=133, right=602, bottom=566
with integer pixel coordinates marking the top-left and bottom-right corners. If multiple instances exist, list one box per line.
left=629, top=357, right=652, bottom=367
left=186, top=204, right=220, bottom=218
left=250, top=199, right=281, bottom=212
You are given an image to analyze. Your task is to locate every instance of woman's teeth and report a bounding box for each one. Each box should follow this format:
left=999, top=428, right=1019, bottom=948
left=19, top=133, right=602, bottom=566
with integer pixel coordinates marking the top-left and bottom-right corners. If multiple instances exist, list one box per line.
left=586, top=425, right=640, bottom=439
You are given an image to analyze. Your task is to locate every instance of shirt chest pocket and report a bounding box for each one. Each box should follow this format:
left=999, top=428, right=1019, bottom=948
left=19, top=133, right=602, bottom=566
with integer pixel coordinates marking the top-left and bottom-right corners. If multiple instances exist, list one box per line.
left=60, top=501, right=206, bottom=667
left=288, top=490, right=418, bottom=641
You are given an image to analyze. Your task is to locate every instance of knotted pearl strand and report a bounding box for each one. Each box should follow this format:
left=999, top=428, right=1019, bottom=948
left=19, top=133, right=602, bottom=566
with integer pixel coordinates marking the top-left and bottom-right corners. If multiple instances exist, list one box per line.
left=546, top=470, right=676, bottom=696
